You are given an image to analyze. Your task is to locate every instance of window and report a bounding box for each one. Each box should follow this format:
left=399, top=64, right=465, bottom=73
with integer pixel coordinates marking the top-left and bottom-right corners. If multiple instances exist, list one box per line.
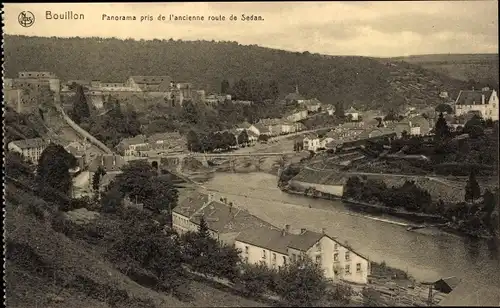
left=345, top=251, right=350, bottom=261
left=315, top=255, right=321, bottom=264
left=316, top=242, right=321, bottom=251
left=334, top=253, right=339, bottom=262
left=345, top=265, right=351, bottom=274
left=272, top=253, right=277, bottom=263
left=283, top=256, right=287, bottom=265
left=262, top=250, right=266, bottom=259
left=334, top=243, right=339, bottom=250
left=245, top=246, right=249, bottom=254
left=356, top=263, right=361, bottom=273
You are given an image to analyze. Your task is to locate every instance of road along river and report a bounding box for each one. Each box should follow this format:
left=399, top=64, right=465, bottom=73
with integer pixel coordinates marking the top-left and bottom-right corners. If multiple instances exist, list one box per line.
left=199, top=172, right=500, bottom=288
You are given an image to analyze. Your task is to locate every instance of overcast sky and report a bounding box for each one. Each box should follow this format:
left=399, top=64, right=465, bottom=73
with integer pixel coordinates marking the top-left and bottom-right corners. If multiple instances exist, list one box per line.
left=3, top=1, right=498, bottom=57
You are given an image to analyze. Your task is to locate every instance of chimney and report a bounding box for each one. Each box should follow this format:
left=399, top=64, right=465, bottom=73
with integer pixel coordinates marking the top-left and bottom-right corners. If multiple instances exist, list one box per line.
left=482, top=94, right=485, bottom=105
left=300, top=228, right=306, bottom=235
left=322, top=228, right=326, bottom=235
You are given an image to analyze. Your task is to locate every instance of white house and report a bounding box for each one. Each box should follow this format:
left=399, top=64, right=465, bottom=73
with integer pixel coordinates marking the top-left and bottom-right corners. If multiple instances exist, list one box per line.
left=345, top=106, right=360, bottom=121
left=303, top=133, right=321, bottom=152
left=454, top=88, right=499, bottom=121
left=285, top=109, right=309, bottom=122
left=304, top=98, right=322, bottom=113
left=235, top=225, right=371, bottom=284
left=7, top=138, right=47, bottom=165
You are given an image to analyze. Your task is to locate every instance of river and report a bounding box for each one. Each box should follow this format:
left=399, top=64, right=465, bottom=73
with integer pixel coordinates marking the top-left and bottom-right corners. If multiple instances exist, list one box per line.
left=200, top=172, right=500, bottom=288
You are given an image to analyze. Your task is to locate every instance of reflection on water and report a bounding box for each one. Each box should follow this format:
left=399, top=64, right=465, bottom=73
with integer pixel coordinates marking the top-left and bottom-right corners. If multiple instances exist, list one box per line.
left=203, top=172, right=500, bottom=287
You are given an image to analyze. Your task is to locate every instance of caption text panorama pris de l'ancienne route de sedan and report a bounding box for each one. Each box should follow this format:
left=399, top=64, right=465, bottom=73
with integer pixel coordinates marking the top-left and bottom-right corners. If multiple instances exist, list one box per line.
left=45, top=10, right=265, bottom=22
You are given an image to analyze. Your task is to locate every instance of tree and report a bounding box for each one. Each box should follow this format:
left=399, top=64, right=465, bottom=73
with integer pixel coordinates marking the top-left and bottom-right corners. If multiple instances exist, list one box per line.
left=71, top=85, right=90, bottom=124
left=237, top=130, right=249, bottom=145
left=482, top=189, right=496, bottom=214
left=198, top=216, right=210, bottom=239
left=435, top=103, right=453, bottom=114
left=36, top=143, right=77, bottom=196
left=92, top=165, right=107, bottom=199
left=383, top=110, right=397, bottom=122
left=401, top=130, right=409, bottom=139
left=233, top=79, right=250, bottom=100
left=221, top=79, right=230, bottom=94
left=187, top=130, right=201, bottom=152
left=465, top=170, right=481, bottom=203
left=434, top=112, right=450, bottom=141
left=238, top=263, right=276, bottom=297
left=143, top=175, right=179, bottom=214
left=114, top=160, right=157, bottom=204
left=268, top=80, right=280, bottom=100
left=276, top=258, right=327, bottom=307
left=181, top=100, right=199, bottom=124
left=334, top=102, right=345, bottom=118
left=101, top=183, right=124, bottom=213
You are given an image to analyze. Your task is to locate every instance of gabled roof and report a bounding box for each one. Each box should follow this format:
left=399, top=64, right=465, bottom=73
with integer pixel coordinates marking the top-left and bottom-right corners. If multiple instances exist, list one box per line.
left=235, top=228, right=296, bottom=255
left=117, top=135, right=148, bottom=148
left=455, top=90, right=494, bottom=105
left=247, top=130, right=259, bottom=138
left=285, top=92, right=305, bottom=101
left=174, top=192, right=209, bottom=218
left=287, top=230, right=323, bottom=251
left=254, top=123, right=270, bottom=134
left=346, top=106, right=358, bottom=113
left=438, top=281, right=500, bottom=306
left=303, top=132, right=319, bottom=139
left=9, top=138, right=46, bottom=149
left=129, top=76, right=172, bottom=85
left=304, top=98, right=322, bottom=106
left=238, top=122, right=252, bottom=129
left=147, top=132, right=181, bottom=143
left=88, top=154, right=126, bottom=173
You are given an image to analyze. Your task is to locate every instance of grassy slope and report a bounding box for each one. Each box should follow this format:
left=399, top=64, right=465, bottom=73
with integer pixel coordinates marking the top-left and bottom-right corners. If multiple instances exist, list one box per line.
left=4, top=183, right=266, bottom=308
left=4, top=35, right=469, bottom=111
left=389, top=53, right=499, bottom=85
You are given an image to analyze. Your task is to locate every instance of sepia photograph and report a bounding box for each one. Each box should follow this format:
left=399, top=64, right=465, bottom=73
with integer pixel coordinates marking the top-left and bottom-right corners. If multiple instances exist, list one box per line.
left=2, top=1, right=499, bottom=307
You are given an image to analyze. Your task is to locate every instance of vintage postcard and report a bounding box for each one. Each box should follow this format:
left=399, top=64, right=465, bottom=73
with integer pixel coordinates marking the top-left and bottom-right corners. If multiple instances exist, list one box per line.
left=3, top=1, right=499, bottom=307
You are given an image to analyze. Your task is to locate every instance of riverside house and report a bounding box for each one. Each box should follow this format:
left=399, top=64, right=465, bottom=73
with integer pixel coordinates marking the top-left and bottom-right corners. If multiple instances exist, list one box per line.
left=235, top=225, right=371, bottom=284
left=7, top=138, right=47, bottom=165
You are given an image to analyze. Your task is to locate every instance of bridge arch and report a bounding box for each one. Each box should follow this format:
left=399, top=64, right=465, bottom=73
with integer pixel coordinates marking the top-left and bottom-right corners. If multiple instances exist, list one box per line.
left=151, top=161, right=159, bottom=169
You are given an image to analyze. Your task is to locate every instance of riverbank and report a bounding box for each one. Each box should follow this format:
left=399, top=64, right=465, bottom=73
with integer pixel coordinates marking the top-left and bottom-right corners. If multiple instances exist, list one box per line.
left=280, top=185, right=495, bottom=239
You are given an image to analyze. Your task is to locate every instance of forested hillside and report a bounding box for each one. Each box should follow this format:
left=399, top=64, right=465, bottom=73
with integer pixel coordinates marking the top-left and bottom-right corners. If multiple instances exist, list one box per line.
left=5, top=35, right=470, bottom=111
left=390, top=54, right=499, bottom=88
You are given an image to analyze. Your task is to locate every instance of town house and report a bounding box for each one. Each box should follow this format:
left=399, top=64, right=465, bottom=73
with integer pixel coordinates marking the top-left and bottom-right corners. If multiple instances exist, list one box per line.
left=303, top=98, right=322, bottom=113
left=7, top=138, right=48, bottom=165
left=235, top=225, right=371, bottom=284
left=116, top=135, right=149, bottom=156
left=86, top=154, right=126, bottom=192
left=303, top=133, right=321, bottom=152
left=172, top=192, right=275, bottom=245
left=454, top=87, right=499, bottom=121
left=345, top=106, right=360, bottom=121
left=285, top=108, right=309, bottom=122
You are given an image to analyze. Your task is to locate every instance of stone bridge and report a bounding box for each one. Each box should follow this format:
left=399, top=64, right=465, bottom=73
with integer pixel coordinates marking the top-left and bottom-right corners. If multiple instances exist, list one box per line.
left=124, top=151, right=297, bottom=176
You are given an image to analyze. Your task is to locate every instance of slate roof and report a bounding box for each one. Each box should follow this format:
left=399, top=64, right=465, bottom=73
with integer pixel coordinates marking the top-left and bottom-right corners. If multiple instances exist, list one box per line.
left=236, top=228, right=297, bottom=255
left=88, top=154, right=126, bottom=173
left=118, top=135, right=148, bottom=148
left=285, top=92, right=305, bottom=101
left=438, top=281, right=500, bottom=306
left=236, top=227, right=326, bottom=255
left=10, top=138, right=46, bottom=149
left=238, top=122, right=252, bottom=129
left=287, top=230, right=324, bottom=251
left=173, top=191, right=209, bottom=218
left=304, top=98, right=322, bottom=106
left=148, top=132, right=181, bottom=143
left=303, top=132, right=319, bottom=139
left=455, top=90, right=494, bottom=105
left=129, top=76, right=172, bottom=85
left=254, top=123, right=270, bottom=134
left=435, top=276, right=462, bottom=292
left=346, top=106, right=358, bottom=113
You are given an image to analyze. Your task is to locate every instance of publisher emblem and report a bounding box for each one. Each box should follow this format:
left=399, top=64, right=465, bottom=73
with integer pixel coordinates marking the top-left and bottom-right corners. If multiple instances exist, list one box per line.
left=18, top=11, right=35, bottom=27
